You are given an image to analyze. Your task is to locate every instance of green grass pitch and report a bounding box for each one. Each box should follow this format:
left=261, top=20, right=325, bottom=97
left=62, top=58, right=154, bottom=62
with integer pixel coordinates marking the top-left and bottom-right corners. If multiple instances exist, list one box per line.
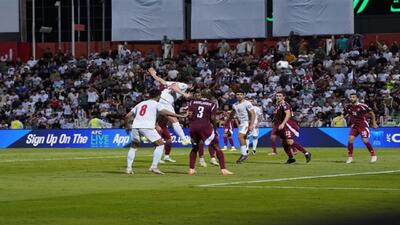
left=0, top=148, right=399, bottom=225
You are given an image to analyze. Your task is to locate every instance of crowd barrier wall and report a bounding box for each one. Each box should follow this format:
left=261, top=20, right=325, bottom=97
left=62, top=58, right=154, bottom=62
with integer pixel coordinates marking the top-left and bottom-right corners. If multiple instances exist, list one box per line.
left=1, top=128, right=399, bottom=149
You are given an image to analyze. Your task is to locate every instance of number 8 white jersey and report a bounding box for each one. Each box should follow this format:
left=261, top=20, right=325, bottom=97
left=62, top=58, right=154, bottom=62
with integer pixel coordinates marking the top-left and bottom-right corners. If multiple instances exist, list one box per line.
left=232, top=100, right=254, bottom=124
left=131, top=100, right=165, bottom=129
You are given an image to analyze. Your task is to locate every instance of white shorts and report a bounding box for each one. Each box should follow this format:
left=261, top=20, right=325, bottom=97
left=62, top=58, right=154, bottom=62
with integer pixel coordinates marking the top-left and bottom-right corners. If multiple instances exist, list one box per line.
left=159, top=101, right=176, bottom=113
left=238, top=122, right=249, bottom=135
left=131, top=128, right=162, bottom=143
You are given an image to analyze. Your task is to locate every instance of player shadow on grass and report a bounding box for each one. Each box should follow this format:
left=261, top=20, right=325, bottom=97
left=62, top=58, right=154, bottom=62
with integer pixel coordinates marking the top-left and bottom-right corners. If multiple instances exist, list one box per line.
left=242, top=161, right=289, bottom=165
left=317, top=160, right=349, bottom=163
left=159, top=170, right=188, bottom=175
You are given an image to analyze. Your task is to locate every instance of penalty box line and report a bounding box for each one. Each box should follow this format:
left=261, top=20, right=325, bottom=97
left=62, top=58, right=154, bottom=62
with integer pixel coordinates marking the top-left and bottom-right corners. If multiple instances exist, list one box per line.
left=197, top=170, right=400, bottom=188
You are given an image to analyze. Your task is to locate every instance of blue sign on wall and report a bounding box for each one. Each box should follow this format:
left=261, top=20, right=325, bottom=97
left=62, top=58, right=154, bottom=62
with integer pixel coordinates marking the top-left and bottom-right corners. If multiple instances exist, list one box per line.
left=0, top=128, right=399, bottom=149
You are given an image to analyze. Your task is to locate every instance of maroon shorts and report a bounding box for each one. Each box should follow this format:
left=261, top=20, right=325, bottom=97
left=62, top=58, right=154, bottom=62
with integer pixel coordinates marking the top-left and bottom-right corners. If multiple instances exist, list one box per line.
left=223, top=121, right=233, bottom=136
left=349, top=125, right=370, bottom=138
left=158, top=116, right=169, bottom=128
left=274, top=121, right=300, bottom=140
left=158, top=127, right=171, bottom=140
left=190, top=125, right=218, bottom=145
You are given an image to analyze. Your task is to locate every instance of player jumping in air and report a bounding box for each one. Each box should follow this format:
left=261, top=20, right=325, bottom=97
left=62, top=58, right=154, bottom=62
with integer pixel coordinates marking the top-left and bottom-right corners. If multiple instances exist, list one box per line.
left=187, top=90, right=233, bottom=175
left=230, top=91, right=256, bottom=163
left=272, top=92, right=311, bottom=164
left=124, top=89, right=187, bottom=175
left=344, top=93, right=378, bottom=163
left=148, top=67, right=193, bottom=145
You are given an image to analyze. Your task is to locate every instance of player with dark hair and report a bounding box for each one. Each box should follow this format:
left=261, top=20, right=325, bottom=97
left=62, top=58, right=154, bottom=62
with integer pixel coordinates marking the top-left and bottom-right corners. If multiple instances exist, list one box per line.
left=230, top=91, right=256, bottom=163
left=273, top=91, right=311, bottom=164
left=344, top=93, right=378, bottom=163
left=187, top=90, right=233, bottom=175
left=148, top=67, right=193, bottom=145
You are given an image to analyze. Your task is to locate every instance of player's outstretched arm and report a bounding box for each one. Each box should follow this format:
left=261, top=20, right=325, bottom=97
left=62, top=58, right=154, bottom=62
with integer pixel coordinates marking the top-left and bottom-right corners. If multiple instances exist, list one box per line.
left=159, top=109, right=188, bottom=118
left=148, top=67, right=167, bottom=85
left=169, top=83, right=192, bottom=99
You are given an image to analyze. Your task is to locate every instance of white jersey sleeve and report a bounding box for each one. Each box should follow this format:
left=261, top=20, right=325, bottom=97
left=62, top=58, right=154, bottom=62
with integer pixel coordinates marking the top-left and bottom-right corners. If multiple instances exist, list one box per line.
left=233, top=100, right=254, bottom=124
left=156, top=103, right=166, bottom=112
left=244, top=101, right=253, bottom=111
left=160, top=82, right=188, bottom=105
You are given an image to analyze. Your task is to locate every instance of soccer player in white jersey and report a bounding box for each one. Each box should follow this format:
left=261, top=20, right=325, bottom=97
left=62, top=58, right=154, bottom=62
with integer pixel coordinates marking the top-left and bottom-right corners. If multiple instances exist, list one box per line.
left=124, top=89, right=187, bottom=175
left=230, top=91, right=256, bottom=163
left=246, top=99, right=264, bottom=155
left=148, top=67, right=193, bottom=145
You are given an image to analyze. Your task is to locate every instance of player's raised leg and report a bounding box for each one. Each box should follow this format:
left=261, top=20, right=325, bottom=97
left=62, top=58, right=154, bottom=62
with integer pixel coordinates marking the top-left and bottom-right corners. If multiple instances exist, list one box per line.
left=291, top=141, right=311, bottom=162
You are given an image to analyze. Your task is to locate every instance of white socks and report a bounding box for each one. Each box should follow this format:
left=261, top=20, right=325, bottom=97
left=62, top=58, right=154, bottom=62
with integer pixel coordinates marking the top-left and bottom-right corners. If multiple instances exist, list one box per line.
left=252, top=138, right=258, bottom=150
left=172, top=122, right=187, bottom=140
left=246, top=138, right=250, bottom=150
left=240, top=145, right=248, bottom=155
left=127, top=147, right=137, bottom=169
left=151, top=145, right=164, bottom=169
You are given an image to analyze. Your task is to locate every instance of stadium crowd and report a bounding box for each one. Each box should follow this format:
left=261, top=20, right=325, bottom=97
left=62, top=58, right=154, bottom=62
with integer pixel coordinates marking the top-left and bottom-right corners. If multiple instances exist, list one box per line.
left=0, top=34, right=399, bottom=129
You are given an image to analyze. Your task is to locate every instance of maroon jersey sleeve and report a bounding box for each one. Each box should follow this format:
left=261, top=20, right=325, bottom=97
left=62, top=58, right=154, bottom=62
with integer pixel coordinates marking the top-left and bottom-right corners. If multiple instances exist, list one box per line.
left=274, top=102, right=292, bottom=125
left=347, top=103, right=372, bottom=127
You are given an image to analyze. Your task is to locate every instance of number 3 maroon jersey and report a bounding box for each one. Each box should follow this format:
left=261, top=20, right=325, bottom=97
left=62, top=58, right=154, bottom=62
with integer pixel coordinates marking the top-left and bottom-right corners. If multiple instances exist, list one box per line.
left=188, top=98, right=217, bottom=128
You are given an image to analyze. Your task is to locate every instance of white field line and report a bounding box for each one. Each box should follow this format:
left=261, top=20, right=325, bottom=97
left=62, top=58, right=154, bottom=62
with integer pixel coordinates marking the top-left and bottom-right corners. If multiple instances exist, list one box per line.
left=197, top=170, right=400, bottom=187
left=0, top=151, right=240, bottom=163
left=210, top=185, right=400, bottom=192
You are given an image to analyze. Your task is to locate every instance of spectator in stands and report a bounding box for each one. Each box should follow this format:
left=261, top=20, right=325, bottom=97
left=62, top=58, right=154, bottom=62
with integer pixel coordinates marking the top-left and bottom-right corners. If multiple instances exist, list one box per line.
left=336, top=35, right=349, bottom=52
left=217, top=40, right=230, bottom=58
left=10, top=117, right=24, bottom=129
left=0, top=33, right=399, bottom=129
left=331, top=112, right=347, bottom=127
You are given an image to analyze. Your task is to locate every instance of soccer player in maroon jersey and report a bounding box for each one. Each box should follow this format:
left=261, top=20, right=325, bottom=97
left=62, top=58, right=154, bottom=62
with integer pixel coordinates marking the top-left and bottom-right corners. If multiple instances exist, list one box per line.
left=187, top=90, right=233, bottom=175
left=273, top=92, right=311, bottom=164
left=344, top=93, right=378, bottom=163
left=192, top=91, right=219, bottom=167
left=221, top=105, right=236, bottom=151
